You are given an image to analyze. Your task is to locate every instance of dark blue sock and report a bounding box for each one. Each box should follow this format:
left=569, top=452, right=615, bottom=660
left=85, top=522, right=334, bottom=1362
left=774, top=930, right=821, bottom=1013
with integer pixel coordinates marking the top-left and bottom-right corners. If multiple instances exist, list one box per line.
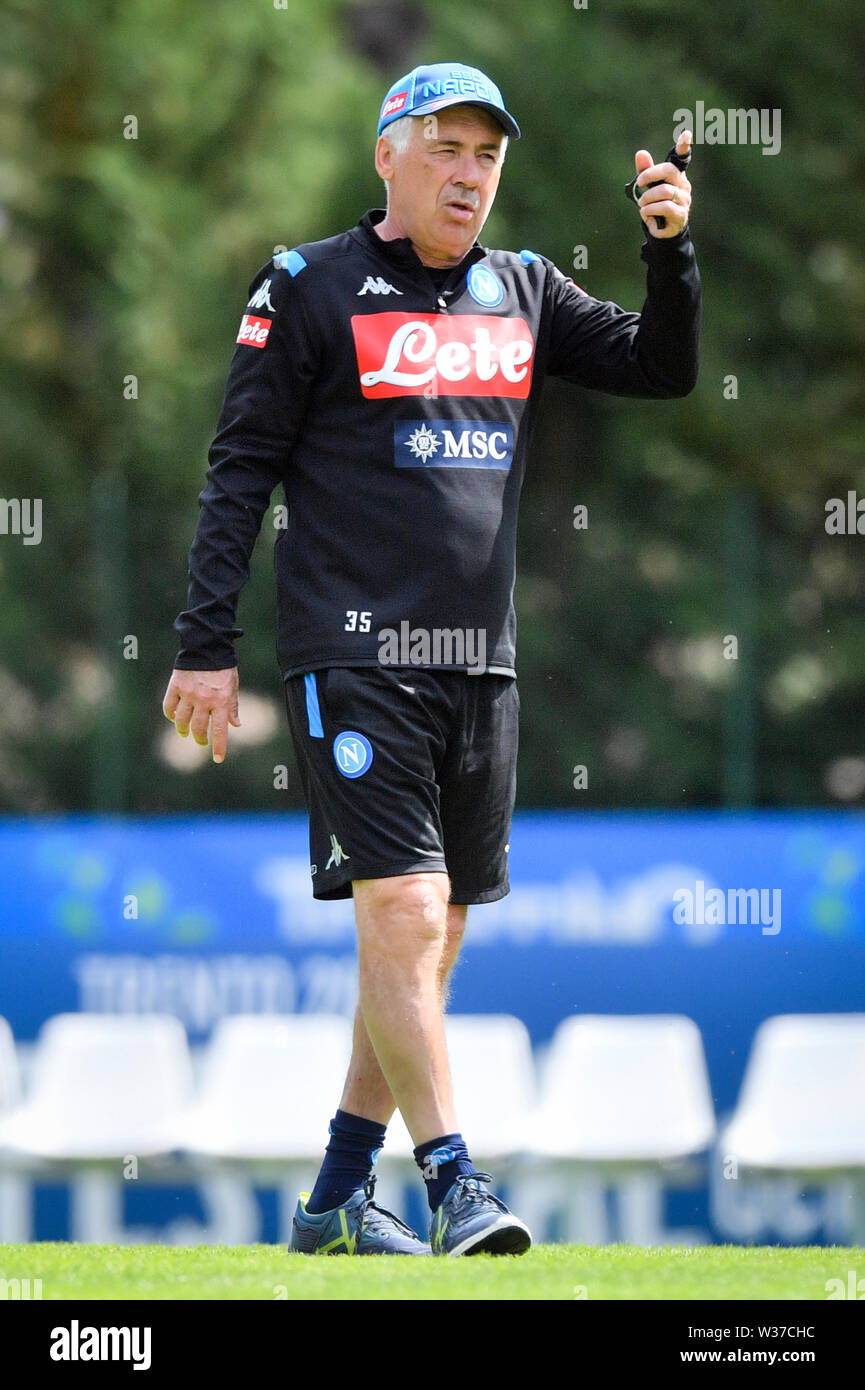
left=413, top=1132, right=477, bottom=1211
left=306, top=1109, right=386, bottom=1215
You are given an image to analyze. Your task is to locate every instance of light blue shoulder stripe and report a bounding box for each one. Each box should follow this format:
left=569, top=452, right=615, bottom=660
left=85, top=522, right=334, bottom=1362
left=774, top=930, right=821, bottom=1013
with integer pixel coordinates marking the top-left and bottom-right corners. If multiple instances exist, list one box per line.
left=519, top=249, right=541, bottom=264
left=275, top=249, right=308, bottom=277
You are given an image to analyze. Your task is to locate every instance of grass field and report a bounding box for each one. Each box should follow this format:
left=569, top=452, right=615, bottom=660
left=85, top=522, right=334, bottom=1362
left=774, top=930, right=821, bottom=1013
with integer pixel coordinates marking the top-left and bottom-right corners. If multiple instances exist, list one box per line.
left=2, top=1243, right=862, bottom=1301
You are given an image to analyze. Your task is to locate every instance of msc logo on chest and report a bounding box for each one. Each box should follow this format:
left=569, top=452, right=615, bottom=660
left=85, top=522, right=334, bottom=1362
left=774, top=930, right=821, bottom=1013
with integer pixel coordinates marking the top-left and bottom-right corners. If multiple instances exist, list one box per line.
left=351, top=313, right=534, bottom=398
left=395, top=420, right=514, bottom=470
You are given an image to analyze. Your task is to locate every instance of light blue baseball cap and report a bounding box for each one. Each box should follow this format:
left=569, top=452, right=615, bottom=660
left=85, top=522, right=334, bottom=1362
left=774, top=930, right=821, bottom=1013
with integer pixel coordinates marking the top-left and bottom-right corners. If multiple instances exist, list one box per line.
left=377, top=63, right=520, bottom=140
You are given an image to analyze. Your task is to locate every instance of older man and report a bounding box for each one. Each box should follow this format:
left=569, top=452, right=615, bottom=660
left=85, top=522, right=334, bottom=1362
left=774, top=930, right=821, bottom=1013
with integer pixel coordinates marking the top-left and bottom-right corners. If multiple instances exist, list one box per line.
left=164, top=62, right=699, bottom=1257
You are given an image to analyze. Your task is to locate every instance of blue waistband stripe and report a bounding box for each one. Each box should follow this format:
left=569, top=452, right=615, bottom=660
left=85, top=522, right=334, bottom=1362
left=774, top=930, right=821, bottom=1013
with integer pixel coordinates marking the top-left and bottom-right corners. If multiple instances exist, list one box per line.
left=304, top=672, right=324, bottom=738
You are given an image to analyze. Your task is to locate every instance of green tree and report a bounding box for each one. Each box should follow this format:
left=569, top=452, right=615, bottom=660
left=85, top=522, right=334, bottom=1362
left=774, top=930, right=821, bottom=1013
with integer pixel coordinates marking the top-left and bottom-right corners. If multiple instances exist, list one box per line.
left=1, top=0, right=863, bottom=813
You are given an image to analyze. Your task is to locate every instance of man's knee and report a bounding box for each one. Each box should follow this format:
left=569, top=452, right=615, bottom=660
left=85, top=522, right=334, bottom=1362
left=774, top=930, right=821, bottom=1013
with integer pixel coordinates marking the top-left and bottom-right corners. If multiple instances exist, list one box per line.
left=354, top=872, right=450, bottom=952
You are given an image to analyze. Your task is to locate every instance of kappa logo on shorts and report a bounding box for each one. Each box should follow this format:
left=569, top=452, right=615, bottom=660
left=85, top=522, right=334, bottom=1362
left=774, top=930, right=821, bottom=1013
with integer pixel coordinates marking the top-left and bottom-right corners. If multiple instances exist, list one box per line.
left=333, top=731, right=374, bottom=779
left=325, top=833, right=350, bottom=869
left=351, top=313, right=534, bottom=398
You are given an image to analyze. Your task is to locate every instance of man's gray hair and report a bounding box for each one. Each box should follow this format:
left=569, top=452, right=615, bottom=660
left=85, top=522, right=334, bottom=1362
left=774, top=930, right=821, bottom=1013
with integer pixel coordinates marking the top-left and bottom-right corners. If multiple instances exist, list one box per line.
left=381, top=114, right=415, bottom=155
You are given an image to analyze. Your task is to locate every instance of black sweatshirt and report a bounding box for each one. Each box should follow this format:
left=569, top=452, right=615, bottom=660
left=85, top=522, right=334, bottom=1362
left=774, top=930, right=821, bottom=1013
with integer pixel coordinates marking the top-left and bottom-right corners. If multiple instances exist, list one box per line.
left=174, top=208, right=701, bottom=677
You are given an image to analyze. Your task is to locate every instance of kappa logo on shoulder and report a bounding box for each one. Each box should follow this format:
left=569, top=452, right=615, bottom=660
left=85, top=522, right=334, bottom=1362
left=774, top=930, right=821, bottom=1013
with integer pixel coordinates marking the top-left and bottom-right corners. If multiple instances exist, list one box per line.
left=247, top=278, right=276, bottom=313
left=358, top=276, right=403, bottom=297
left=351, top=313, right=534, bottom=398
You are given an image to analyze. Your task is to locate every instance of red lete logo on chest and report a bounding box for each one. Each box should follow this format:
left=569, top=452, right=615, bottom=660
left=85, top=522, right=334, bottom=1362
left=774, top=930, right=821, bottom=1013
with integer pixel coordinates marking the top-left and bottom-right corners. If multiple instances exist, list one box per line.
left=351, top=313, right=535, bottom=398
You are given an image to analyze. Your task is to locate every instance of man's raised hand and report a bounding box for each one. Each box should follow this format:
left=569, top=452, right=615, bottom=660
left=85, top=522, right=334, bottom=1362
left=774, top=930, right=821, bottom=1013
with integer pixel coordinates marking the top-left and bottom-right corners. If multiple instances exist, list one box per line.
left=633, top=129, right=693, bottom=238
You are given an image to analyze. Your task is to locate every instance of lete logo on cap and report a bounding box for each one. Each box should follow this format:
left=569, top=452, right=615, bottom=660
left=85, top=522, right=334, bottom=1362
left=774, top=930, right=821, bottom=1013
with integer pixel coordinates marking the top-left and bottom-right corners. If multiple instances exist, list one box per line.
left=381, top=91, right=408, bottom=120
left=466, top=264, right=504, bottom=308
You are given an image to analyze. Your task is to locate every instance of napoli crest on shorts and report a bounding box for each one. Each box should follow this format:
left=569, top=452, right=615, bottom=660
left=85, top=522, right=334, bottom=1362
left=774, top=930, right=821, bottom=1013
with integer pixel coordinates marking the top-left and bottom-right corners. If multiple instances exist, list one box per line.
left=466, top=263, right=504, bottom=308
left=333, top=731, right=374, bottom=779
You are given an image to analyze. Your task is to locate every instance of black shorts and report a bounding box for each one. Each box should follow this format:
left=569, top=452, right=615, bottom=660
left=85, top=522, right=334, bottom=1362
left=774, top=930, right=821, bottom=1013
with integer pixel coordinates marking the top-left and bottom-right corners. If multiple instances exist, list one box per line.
left=283, top=667, right=519, bottom=905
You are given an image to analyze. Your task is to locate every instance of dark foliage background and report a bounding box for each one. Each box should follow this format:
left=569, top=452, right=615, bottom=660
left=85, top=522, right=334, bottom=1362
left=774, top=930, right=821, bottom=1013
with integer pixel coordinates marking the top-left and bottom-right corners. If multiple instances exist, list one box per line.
left=1, top=0, right=862, bottom=812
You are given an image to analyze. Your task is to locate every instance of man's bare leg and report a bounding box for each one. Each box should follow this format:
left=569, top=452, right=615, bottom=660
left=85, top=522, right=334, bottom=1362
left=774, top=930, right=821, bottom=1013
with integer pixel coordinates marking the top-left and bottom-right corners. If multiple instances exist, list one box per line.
left=297, top=872, right=530, bottom=1255
left=345, top=873, right=462, bottom=1144
left=338, top=895, right=467, bottom=1126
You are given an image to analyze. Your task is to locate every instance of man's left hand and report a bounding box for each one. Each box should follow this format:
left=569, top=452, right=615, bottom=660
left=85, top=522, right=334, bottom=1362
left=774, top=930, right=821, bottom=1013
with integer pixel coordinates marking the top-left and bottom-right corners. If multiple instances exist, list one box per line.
left=633, top=130, right=693, bottom=238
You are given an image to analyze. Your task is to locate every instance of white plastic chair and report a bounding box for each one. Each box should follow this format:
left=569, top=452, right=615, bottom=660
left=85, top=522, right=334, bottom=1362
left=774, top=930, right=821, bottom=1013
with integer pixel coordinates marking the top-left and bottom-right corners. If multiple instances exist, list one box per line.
left=382, top=1014, right=537, bottom=1160
left=0, top=1017, right=20, bottom=1118
left=531, top=1015, right=716, bottom=1161
left=175, top=1013, right=353, bottom=1160
left=0, top=1014, right=194, bottom=1160
left=0, top=1016, right=28, bottom=1240
left=720, top=1014, right=865, bottom=1170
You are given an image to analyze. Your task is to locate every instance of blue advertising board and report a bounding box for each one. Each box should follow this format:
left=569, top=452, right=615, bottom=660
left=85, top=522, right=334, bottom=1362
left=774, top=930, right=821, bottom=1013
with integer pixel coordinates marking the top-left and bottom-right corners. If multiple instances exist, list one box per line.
left=1, top=812, right=864, bottom=1245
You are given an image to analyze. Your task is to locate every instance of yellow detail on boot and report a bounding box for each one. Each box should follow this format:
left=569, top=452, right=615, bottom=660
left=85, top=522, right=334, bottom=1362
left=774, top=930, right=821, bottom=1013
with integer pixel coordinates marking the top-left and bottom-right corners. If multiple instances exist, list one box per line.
left=318, top=1206, right=358, bottom=1255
